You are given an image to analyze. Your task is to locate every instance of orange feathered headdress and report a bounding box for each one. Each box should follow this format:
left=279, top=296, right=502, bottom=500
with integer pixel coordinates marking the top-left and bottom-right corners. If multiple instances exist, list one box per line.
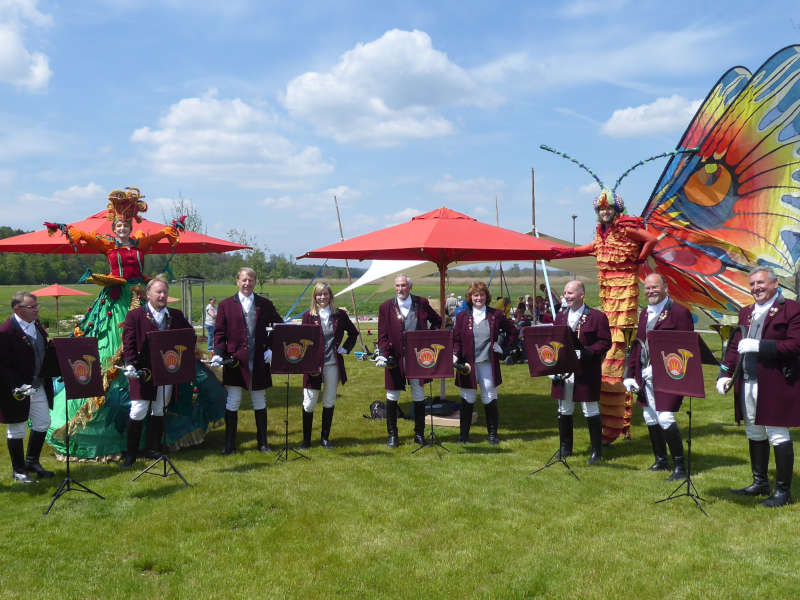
left=106, top=187, right=148, bottom=224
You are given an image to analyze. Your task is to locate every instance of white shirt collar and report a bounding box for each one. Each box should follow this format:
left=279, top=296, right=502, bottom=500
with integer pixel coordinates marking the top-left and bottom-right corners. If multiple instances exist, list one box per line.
left=148, top=302, right=167, bottom=322
left=238, top=291, right=254, bottom=308
left=472, top=305, right=487, bottom=323
left=14, top=314, right=37, bottom=336
left=319, top=306, right=331, bottom=320
left=568, top=303, right=586, bottom=318
left=647, top=296, right=669, bottom=317
left=753, top=292, right=779, bottom=317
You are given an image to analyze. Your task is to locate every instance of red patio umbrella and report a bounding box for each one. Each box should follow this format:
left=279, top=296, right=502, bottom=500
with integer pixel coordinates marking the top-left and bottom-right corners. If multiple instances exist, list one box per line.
left=0, top=210, right=250, bottom=254
left=31, top=283, right=91, bottom=336
left=300, top=207, right=570, bottom=320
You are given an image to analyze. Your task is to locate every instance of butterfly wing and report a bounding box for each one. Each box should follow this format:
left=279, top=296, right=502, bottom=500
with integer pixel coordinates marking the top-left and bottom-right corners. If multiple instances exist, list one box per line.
left=642, top=45, right=800, bottom=313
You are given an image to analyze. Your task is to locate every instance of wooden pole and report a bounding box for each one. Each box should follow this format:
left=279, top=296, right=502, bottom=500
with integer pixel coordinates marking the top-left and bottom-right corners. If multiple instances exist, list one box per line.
left=333, top=196, right=369, bottom=353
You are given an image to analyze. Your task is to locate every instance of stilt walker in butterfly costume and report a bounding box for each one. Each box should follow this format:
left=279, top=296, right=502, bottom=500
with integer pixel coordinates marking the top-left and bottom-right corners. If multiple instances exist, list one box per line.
left=42, top=188, right=226, bottom=459
left=547, top=164, right=658, bottom=444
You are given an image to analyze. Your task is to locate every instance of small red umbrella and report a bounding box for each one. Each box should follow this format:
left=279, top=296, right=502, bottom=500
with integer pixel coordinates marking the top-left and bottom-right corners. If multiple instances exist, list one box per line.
left=31, top=283, right=92, bottom=336
left=0, top=210, right=250, bottom=254
left=300, top=206, right=569, bottom=320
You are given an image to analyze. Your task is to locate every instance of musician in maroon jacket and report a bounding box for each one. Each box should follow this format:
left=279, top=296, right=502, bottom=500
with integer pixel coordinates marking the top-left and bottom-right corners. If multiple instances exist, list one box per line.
left=300, top=282, right=359, bottom=449
left=453, top=281, right=517, bottom=445
left=717, top=266, right=800, bottom=507
left=377, top=274, right=441, bottom=448
left=623, top=273, right=694, bottom=481
left=0, top=291, right=58, bottom=482
left=120, top=276, right=193, bottom=468
left=212, top=267, right=283, bottom=455
left=550, top=280, right=611, bottom=464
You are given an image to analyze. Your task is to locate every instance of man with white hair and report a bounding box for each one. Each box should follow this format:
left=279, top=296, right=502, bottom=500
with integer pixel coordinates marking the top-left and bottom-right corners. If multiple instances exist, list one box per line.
left=624, top=272, right=694, bottom=481
left=377, top=274, right=441, bottom=448
left=717, top=266, right=800, bottom=507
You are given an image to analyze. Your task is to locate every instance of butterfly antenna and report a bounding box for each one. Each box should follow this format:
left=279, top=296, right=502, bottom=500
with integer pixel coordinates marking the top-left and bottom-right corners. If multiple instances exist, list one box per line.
left=612, top=147, right=699, bottom=193
left=539, top=145, right=605, bottom=190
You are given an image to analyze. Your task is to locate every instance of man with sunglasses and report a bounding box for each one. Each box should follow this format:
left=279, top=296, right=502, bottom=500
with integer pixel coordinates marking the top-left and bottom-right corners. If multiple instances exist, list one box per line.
left=0, top=292, right=58, bottom=482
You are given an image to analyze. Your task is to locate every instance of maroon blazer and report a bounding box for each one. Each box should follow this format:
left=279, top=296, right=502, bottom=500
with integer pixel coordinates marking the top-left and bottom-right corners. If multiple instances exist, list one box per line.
left=0, top=317, right=58, bottom=424
left=627, top=298, right=694, bottom=412
left=721, top=295, right=800, bottom=426
left=123, top=306, right=193, bottom=401
left=550, top=306, right=611, bottom=403
left=213, top=293, right=283, bottom=390
left=301, top=309, right=359, bottom=389
left=453, top=307, right=518, bottom=389
left=378, top=295, right=441, bottom=390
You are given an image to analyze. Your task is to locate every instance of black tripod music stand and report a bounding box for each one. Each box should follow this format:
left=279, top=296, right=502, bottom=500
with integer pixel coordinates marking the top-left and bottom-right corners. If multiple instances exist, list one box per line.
left=275, top=374, right=310, bottom=463
left=45, top=395, right=105, bottom=514
left=132, top=385, right=189, bottom=486
left=411, top=380, right=449, bottom=458
left=655, top=396, right=707, bottom=515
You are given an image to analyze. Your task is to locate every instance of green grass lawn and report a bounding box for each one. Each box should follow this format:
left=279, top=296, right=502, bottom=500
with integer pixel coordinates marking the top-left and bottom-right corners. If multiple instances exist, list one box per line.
left=1, top=326, right=800, bottom=599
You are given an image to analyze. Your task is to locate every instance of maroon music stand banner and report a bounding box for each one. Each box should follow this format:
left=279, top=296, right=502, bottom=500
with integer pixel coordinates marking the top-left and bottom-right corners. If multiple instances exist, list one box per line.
left=522, top=325, right=579, bottom=377
left=648, top=330, right=705, bottom=398
left=53, top=337, right=104, bottom=399
left=403, top=329, right=453, bottom=380
left=146, top=328, right=196, bottom=386
left=270, top=324, right=323, bottom=375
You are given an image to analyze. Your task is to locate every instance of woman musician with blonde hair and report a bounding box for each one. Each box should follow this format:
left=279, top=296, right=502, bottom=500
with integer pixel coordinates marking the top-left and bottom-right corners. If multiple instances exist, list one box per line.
left=300, top=282, right=359, bottom=448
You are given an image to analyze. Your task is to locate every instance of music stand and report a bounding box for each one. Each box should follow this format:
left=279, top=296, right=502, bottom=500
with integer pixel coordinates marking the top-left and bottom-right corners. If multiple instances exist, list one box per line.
left=522, top=326, right=581, bottom=480
left=132, top=328, right=195, bottom=487
left=403, top=329, right=454, bottom=458
left=648, top=330, right=715, bottom=515
left=45, top=337, right=105, bottom=514
left=270, top=324, right=323, bottom=462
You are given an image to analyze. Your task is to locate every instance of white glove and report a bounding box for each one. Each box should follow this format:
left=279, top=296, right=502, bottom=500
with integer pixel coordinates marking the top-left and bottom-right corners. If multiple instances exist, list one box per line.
left=716, top=377, right=732, bottom=395
left=375, top=356, right=388, bottom=368
left=575, top=349, right=581, bottom=359
left=738, top=338, right=760, bottom=354
left=123, top=365, right=138, bottom=379
left=263, top=349, right=273, bottom=364
left=547, top=374, right=556, bottom=380
left=623, top=378, right=640, bottom=393
left=337, top=347, right=348, bottom=355
left=641, top=365, right=653, bottom=380
left=493, top=342, right=503, bottom=353
left=13, top=384, right=35, bottom=397
left=209, top=355, right=224, bottom=368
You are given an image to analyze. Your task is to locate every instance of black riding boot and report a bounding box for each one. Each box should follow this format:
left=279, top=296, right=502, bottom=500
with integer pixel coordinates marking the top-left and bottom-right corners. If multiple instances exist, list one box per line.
left=558, top=414, right=574, bottom=458
left=254, top=408, right=270, bottom=452
left=586, top=415, right=602, bottom=464
left=321, top=406, right=335, bottom=449
left=485, top=400, right=499, bottom=445
left=457, top=400, right=473, bottom=443
left=761, top=441, right=794, bottom=508
left=8, top=438, right=35, bottom=482
left=731, top=439, right=771, bottom=496
left=145, top=415, right=165, bottom=459
left=413, top=402, right=427, bottom=446
left=386, top=401, right=399, bottom=448
left=120, top=418, right=145, bottom=469
left=220, top=409, right=237, bottom=456
left=300, top=409, right=313, bottom=449
left=663, top=423, right=686, bottom=481
left=646, top=425, right=670, bottom=471
left=25, top=430, right=54, bottom=478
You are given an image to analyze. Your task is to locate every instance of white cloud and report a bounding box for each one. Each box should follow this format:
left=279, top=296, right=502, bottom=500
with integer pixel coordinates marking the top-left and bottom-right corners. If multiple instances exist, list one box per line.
left=388, top=207, right=421, bottom=223
left=601, top=95, right=701, bottom=138
left=431, top=174, right=506, bottom=205
left=132, top=89, right=333, bottom=187
left=284, top=29, right=500, bottom=146
left=578, top=182, right=600, bottom=195
left=0, top=0, right=52, bottom=91
left=20, top=182, right=105, bottom=205
left=11, top=182, right=105, bottom=225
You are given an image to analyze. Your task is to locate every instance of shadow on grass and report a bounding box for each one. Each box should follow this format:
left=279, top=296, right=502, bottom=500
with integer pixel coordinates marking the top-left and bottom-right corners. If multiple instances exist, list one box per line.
left=216, top=461, right=273, bottom=474
left=128, top=482, right=188, bottom=499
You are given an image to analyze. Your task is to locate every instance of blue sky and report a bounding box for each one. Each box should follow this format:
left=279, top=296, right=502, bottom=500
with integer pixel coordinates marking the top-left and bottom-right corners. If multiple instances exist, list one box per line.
left=2, top=0, right=799, bottom=263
